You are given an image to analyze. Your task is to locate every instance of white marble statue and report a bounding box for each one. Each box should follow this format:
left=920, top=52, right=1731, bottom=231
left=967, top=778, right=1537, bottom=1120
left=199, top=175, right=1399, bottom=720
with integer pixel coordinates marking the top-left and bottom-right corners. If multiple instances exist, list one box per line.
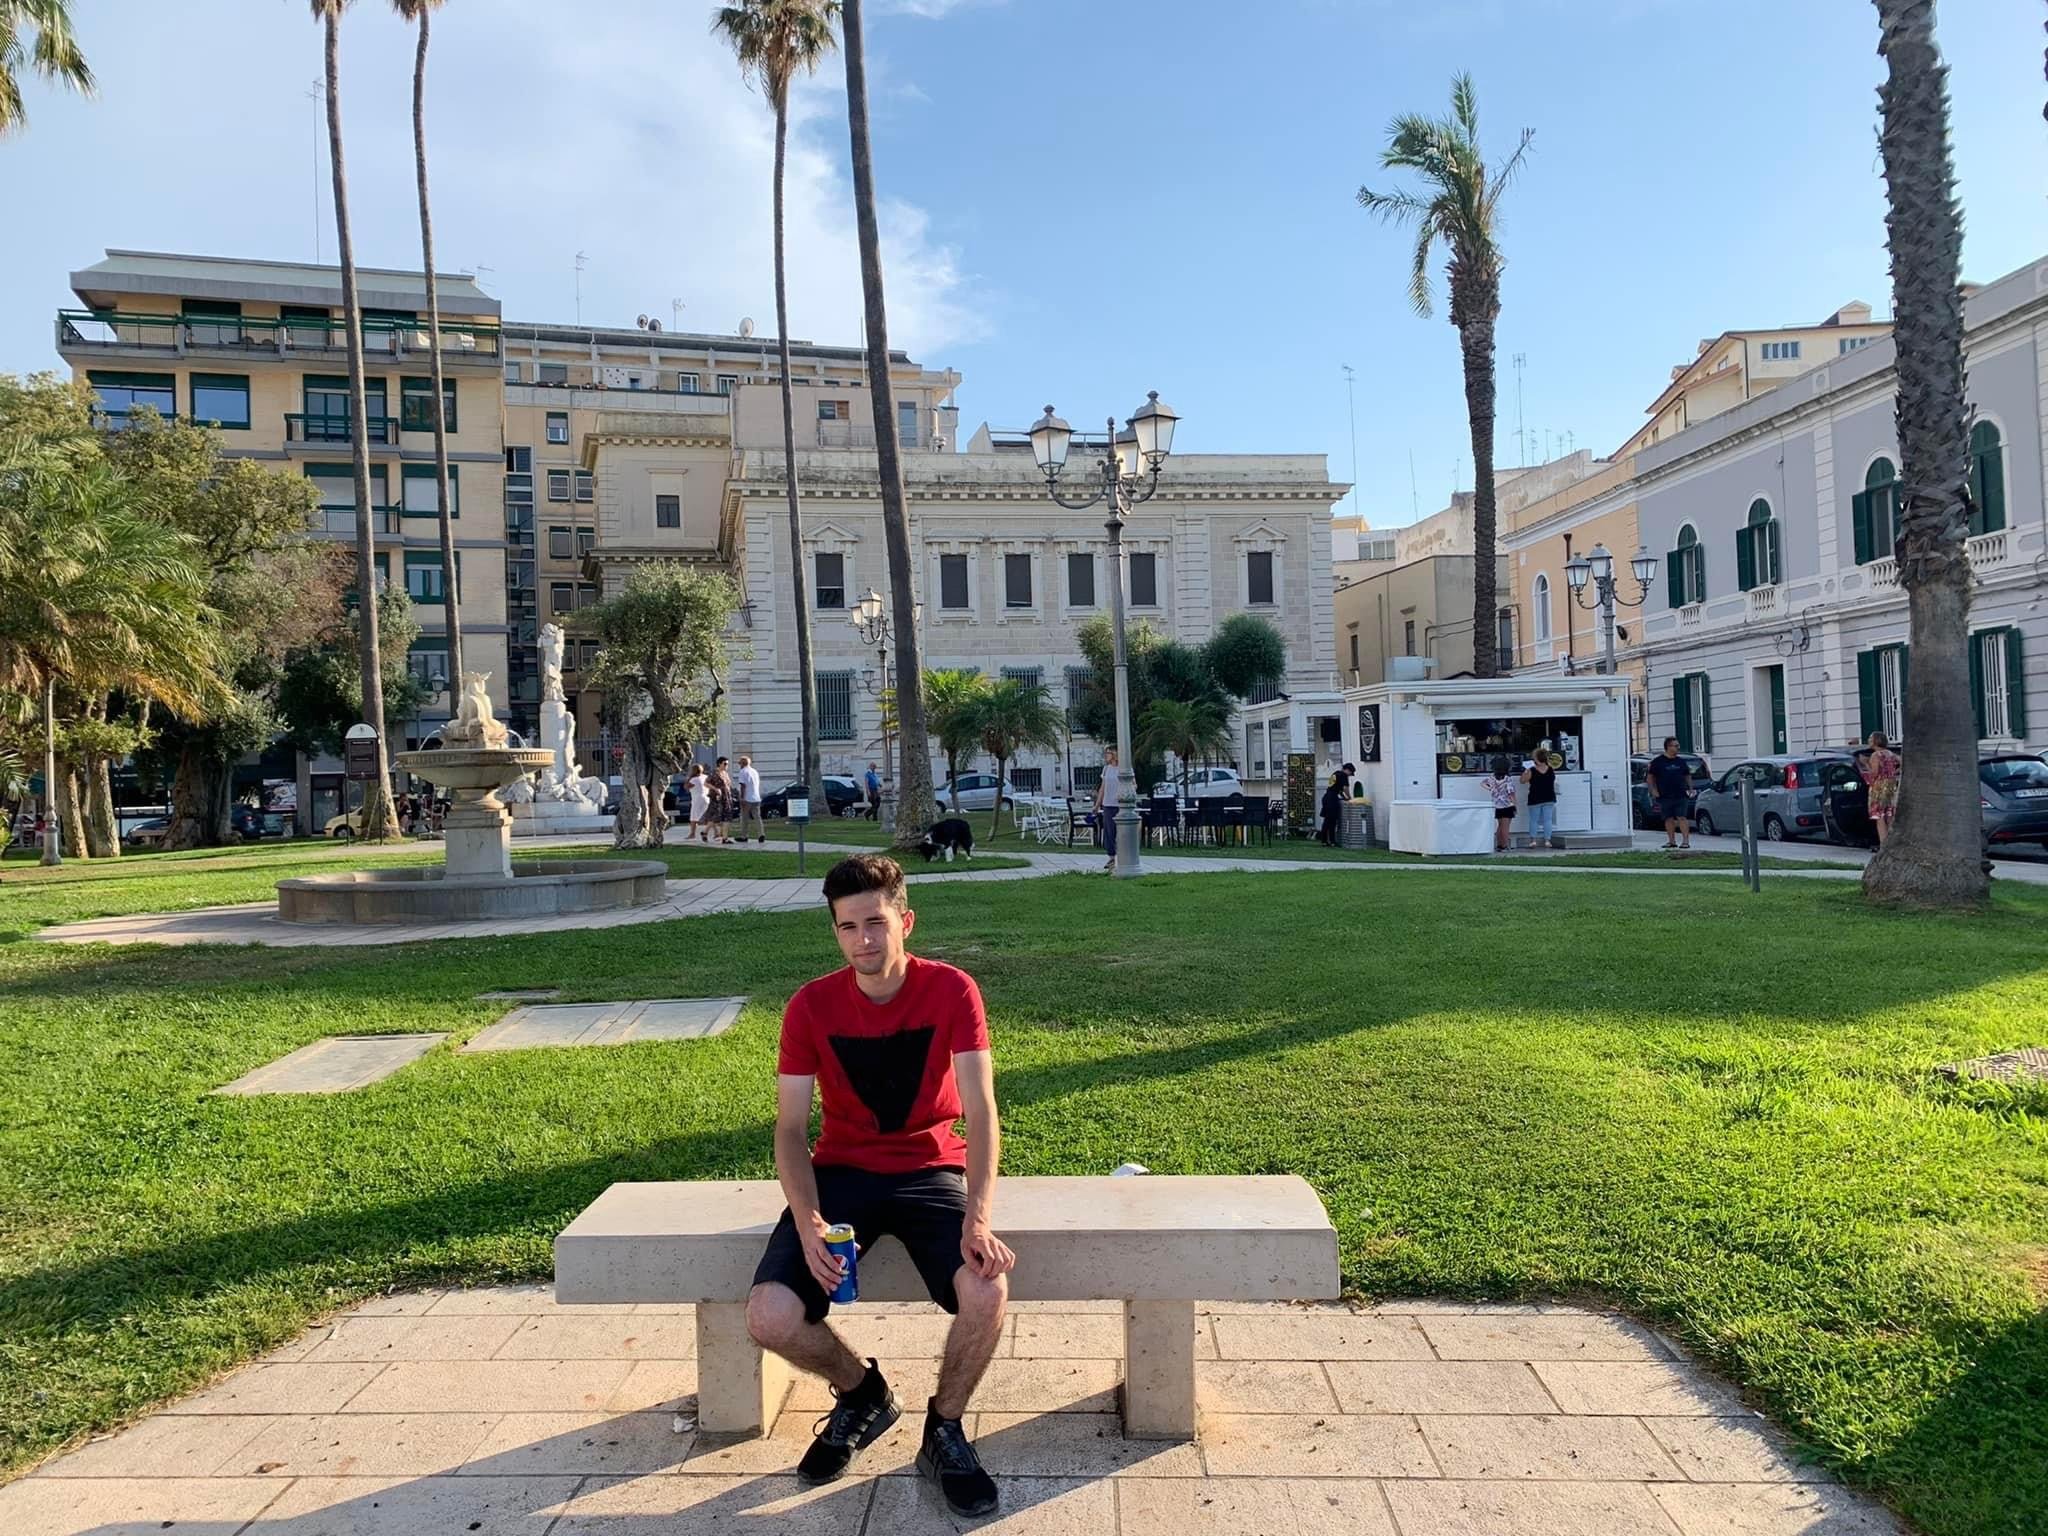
left=441, top=672, right=510, bottom=749
left=539, top=622, right=567, bottom=704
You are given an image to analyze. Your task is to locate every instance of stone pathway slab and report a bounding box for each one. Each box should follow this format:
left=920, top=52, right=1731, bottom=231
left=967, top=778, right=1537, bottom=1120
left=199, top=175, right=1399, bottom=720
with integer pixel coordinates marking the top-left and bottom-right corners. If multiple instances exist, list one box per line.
left=460, top=997, right=744, bottom=1054
left=212, top=1034, right=447, bottom=1096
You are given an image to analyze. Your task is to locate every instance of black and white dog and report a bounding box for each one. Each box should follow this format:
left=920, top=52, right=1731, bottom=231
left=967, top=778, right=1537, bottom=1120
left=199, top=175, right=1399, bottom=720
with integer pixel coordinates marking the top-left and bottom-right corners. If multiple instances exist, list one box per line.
left=918, top=817, right=976, bottom=863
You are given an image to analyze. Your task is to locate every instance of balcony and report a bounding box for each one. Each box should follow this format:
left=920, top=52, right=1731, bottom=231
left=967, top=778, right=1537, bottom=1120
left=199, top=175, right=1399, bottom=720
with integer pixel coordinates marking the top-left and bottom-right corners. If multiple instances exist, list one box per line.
left=57, top=309, right=501, bottom=362
left=1863, top=556, right=1900, bottom=591
left=1677, top=604, right=1702, bottom=629
left=817, top=422, right=923, bottom=450
left=312, top=505, right=403, bottom=537
left=285, top=412, right=398, bottom=447
left=1746, top=584, right=1780, bottom=619
left=1967, top=529, right=2009, bottom=573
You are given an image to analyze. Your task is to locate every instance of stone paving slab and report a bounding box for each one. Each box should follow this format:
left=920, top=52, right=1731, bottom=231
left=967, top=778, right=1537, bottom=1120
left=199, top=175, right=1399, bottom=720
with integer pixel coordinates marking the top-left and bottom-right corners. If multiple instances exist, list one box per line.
left=11, top=1288, right=1905, bottom=1536
left=460, top=997, right=744, bottom=1053
left=211, top=1033, right=447, bottom=1096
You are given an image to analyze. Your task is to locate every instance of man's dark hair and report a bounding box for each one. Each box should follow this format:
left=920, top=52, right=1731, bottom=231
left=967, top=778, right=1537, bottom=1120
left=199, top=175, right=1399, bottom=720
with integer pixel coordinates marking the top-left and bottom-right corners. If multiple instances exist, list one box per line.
left=823, top=852, right=907, bottom=915
left=1662, top=736, right=1679, bottom=751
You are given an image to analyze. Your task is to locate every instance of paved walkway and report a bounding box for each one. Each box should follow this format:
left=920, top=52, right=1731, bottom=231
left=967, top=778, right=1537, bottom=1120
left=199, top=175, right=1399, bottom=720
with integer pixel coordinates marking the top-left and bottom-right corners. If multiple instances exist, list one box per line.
left=4, top=1285, right=1903, bottom=1535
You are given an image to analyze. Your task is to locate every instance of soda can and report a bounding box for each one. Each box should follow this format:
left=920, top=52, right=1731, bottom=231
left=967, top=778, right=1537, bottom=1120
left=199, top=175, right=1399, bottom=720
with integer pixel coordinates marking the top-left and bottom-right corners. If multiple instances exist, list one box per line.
left=822, top=1222, right=858, bottom=1304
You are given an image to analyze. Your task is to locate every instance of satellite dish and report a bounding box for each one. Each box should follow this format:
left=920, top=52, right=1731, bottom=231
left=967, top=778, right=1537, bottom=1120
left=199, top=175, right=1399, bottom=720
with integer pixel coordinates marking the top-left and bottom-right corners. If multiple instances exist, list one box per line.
left=636, top=314, right=649, bottom=328
left=738, top=317, right=755, bottom=338
left=647, top=318, right=662, bottom=332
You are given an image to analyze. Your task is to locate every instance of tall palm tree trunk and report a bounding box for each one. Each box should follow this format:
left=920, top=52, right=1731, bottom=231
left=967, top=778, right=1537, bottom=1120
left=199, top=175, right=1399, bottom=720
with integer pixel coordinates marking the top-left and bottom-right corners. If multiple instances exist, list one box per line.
left=1862, top=0, right=1985, bottom=909
left=40, top=674, right=59, bottom=865
left=1454, top=284, right=1501, bottom=678
left=841, top=0, right=933, bottom=844
left=411, top=4, right=463, bottom=689
left=324, top=8, right=398, bottom=840
left=773, top=93, right=822, bottom=807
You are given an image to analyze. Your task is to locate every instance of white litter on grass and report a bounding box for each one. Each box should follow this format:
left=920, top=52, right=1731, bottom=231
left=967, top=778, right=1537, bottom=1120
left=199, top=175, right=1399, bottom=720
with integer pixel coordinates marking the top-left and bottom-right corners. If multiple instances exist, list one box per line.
left=1111, top=1162, right=1150, bottom=1177
left=671, top=1413, right=696, bottom=1434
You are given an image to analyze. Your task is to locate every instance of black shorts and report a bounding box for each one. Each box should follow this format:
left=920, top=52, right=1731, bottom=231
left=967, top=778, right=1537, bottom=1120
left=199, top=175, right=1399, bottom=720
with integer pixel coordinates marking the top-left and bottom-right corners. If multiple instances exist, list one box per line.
left=1493, top=806, right=1516, bottom=821
left=1657, top=796, right=1692, bottom=822
left=752, top=1165, right=970, bottom=1324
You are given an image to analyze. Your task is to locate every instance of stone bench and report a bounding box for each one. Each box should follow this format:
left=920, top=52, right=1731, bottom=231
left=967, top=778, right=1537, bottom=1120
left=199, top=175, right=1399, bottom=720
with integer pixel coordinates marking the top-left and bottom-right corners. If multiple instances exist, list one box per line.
left=555, top=1174, right=1339, bottom=1441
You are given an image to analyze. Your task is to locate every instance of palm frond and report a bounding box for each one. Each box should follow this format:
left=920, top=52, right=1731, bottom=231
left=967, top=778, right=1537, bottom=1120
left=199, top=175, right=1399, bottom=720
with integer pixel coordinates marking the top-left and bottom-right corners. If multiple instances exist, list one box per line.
left=1408, top=220, right=1438, bottom=318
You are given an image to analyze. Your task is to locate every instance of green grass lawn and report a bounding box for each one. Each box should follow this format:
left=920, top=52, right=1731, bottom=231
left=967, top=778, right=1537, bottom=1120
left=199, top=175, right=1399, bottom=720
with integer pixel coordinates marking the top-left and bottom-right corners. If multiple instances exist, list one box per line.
left=0, top=838, right=1025, bottom=934
left=2, top=868, right=2045, bottom=1535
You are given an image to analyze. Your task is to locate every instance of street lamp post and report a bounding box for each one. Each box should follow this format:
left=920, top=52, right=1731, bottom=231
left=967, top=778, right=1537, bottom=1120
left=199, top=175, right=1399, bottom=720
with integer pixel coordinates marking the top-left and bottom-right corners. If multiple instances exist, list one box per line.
left=1028, top=392, right=1179, bottom=878
left=1564, top=542, right=1658, bottom=675
left=852, top=587, right=919, bottom=833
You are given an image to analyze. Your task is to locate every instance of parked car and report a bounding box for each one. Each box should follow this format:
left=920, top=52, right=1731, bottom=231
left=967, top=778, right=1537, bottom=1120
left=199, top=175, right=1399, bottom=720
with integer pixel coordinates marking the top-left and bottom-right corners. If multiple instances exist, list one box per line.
left=1628, top=753, right=1713, bottom=829
left=230, top=804, right=269, bottom=840
left=1146, top=767, right=1246, bottom=802
left=936, top=772, right=1016, bottom=812
left=322, top=809, right=364, bottom=839
left=1978, top=753, right=2048, bottom=850
left=760, top=776, right=863, bottom=818
left=1691, top=753, right=1855, bottom=842
left=124, top=816, right=171, bottom=848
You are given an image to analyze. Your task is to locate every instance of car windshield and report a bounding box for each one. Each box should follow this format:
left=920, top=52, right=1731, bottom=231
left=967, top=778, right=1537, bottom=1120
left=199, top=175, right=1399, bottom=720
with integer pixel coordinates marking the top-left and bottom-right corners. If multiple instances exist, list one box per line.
left=1981, top=757, right=2048, bottom=791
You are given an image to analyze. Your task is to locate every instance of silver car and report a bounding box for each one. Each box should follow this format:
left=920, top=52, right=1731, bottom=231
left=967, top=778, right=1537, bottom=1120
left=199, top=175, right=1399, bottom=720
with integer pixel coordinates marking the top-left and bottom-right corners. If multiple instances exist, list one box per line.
left=936, top=772, right=1016, bottom=812
left=1690, top=754, right=1852, bottom=843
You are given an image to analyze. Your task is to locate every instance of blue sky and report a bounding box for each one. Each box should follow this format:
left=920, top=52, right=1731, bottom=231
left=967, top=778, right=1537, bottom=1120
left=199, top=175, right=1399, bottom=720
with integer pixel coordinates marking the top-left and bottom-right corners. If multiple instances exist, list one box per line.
left=1, top=0, right=2042, bottom=529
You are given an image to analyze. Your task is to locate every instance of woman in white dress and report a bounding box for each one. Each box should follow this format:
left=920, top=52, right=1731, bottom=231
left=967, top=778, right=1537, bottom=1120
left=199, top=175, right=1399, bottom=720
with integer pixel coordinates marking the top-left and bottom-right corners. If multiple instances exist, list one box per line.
left=687, top=766, right=711, bottom=843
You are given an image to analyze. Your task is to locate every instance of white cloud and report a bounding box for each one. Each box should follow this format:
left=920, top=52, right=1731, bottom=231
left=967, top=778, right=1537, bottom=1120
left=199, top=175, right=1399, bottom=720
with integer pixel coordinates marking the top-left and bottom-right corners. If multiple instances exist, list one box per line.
left=875, top=0, right=1001, bottom=17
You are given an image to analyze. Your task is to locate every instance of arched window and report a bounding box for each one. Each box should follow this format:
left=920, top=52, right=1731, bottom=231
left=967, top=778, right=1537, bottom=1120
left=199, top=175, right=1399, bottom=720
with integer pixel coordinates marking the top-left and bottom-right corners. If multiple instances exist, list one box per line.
left=1533, top=573, right=1552, bottom=643
left=1669, top=523, right=1706, bottom=606
left=1738, top=497, right=1780, bottom=591
left=1969, top=421, right=2006, bottom=535
left=1853, top=457, right=1899, bottom=565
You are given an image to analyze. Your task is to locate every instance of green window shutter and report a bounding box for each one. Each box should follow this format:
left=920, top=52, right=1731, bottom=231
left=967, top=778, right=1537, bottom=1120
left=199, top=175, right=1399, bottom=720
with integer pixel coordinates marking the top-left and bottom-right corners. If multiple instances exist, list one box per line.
left=1693, top=545, right=1707, bottom=603
left=1673, top=676, right=1692, bottom=753
left=1735, top=527, right=1756, bottom=592
left=1698, top=675, right=1713, bottom=753
left=1769, top=667, right=1787, bottom=754
left=1974, top=444, right=2005, bottom=534
left=1765, top=520, right=1781, bottom=585
left=1666, top=552, right=1684, bottom=609
left=2006, top=626, right=2027, bottom=736
left=1857, top=650, right=1881, bottom=739
left=1851, top=491, right=1873, bottom=565
left=1968, top=634, right=1986, bottom=739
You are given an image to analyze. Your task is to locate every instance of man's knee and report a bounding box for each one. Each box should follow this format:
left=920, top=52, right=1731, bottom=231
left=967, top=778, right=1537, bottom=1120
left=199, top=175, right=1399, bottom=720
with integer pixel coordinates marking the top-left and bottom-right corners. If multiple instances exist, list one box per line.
left=953, top=1266, right=1008, bottom=1320
left=746, top=1282, right=806, bottom=1349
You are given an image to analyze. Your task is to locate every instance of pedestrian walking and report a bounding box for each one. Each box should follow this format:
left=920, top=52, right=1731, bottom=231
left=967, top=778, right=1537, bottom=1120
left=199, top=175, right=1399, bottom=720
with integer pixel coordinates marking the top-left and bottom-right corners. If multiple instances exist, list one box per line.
left=712, top=757, right=736, bottom=845
left=737, top=754, right=767, bottom=843
left=1093, top=749, right=1123, bottom=872
left=1318, top=770, right=1345, bottom=847
left=864, top=762, right=883, bottom=821
left=1479, top=756, right=1519, bottom=853
left=687, top=764, right=711, bottom=843
left=1646, top=737, right=1697, bottom=850
left=1859, top=730, right=1901, bottom=846
left=1522, top=743, right=1559, bottom=849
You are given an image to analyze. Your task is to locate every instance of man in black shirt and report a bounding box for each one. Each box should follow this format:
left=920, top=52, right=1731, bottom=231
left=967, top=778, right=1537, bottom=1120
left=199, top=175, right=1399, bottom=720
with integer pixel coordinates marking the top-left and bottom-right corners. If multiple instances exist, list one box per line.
left=1645, top=737, right=1697, bottom=850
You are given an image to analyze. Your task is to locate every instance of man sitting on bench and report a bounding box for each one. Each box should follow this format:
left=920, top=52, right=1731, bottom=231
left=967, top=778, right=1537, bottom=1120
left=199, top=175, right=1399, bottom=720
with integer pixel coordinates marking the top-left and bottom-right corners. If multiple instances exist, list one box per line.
left=745, top=853, right=1014, bottom=1517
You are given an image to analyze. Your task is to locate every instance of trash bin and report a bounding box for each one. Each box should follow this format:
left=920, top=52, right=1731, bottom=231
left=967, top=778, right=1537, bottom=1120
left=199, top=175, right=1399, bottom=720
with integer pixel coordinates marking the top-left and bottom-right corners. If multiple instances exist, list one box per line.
left=1340, top=800, right=1373, bottom=850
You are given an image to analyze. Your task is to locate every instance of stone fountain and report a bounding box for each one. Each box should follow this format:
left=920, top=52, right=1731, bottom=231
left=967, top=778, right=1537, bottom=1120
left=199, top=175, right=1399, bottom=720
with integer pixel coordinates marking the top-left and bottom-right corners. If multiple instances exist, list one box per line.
left=276, top=674, right=666, bottom=925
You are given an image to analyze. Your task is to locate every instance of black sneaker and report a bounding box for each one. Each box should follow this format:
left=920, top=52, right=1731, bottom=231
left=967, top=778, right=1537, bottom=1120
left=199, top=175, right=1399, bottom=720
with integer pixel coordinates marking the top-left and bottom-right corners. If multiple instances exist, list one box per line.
left=916, top=1399, right=998, bottom=1517
left=796, top=1360, right=899, bottom=1486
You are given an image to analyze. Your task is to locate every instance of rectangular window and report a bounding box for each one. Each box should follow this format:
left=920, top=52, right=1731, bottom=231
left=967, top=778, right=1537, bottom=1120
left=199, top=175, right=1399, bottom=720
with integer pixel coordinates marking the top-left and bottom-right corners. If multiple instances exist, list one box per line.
left=181, top=298, right=242, bottom=346
left=547, top=469, right=571, bottom=501
left=504, top=362, right=523, bottom=383
left=404, top=550, right=450, bottom=603
left=815, top=551, right=845, bottom=609
left=1247, top=550, right=1275, bottom=605
left=1129, top=551, right=1158, bottom=607
left=546, top=411, right=569, bottom=444
left=1839, top=337, right=1872, bottom=355
left=1000, top=666, right=1043, bottom=690
left=1403, top=619, right=1416, bottom=654
left=577, top=583, right=599, bottom=609
left=188, top=373, right=250, bottom=430
left=1497, top=607, right=1516, bottom=659
left=655, top=494, right=681, bottom=528
left=675, top=372, right=699, bottom=393
left=818, top=399, right=850, bottom=421
left=1673, top=671, right=1713, bottom=754
left=537, top=362, right=568, bottom=385
left=940, top=553, right=970, bottom=610
left=406, top=636, right=449, bottom=692
left=506, top=445, right=532, bottom=473
left=1760, top=340, right=1802, bottom=361
left=1247, top=724, right=1265, bottom=777
left=1857, top=645, right=1907, bottom=743
left=898, top=400, right=920, bottom=447
left=400, top=377, right=457, bottom=433
left=818, top=672, right=856, bottom=740
left=1009, top=766, right=1043, bottom=792
left=548, top=526, right=573, bottom=560
left=550, top=581, right=573, bottom=614
left=1249, top=680, right=1281, bottom=705
left=715, top=374, right=738, bottom=395
left=574, top=469, right=594, bottom=503
left=1004, top=553, right=1033, bottom=608
left=1970, top=627, right=2027, bottom=740
left=402, top=464, right=458, bottom=517
left=88, top=370, right=176, bottom=428
left=1067, top=551, right=1095, bottom=608
left=1074, top=765, right=1102, bottom=793
left=1349, top=633, right=1360, bottom=672
left=1064, top=665, right=1092, bottom=724
left=301, top=374, right=382, bottom=441
left=282, top=304, right=331, bottom=349
left=576, top=526, right=595, bottom=557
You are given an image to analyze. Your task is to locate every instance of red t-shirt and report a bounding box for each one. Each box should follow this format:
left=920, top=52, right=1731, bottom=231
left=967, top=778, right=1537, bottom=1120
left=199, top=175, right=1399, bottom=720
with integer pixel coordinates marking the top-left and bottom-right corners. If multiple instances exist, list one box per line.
left=778, top=955, right=991, bottom=1174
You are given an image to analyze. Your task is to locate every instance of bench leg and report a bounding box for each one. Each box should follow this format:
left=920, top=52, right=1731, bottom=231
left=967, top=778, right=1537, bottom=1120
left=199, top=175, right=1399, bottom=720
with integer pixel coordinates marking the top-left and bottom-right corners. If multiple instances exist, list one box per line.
left=1121, top=1300, right=1197, bottom=1441
left=694, top=1301, right=792, bottom=1437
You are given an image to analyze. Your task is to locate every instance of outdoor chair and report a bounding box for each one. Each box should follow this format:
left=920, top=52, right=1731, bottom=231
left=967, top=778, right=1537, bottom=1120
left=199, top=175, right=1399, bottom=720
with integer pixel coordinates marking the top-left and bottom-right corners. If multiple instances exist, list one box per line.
left=1144, top=798, right=1181, bottom=848
left=1244, top=797, right=1272, bottom=846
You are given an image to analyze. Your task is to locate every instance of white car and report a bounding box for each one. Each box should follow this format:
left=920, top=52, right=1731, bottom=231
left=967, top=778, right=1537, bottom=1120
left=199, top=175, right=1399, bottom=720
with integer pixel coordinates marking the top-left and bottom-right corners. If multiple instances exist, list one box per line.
left=936, top=772, right=1017, bottom=812
left=1146, top=767, right=1245, bottom=801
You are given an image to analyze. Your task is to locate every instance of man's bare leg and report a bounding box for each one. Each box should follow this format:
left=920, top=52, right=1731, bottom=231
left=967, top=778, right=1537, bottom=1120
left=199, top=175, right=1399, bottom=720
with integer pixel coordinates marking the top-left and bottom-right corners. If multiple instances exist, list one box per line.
left=932, top=1266, right=1008, bottom=1419
left=747, top=1282, right=866, bottom=1393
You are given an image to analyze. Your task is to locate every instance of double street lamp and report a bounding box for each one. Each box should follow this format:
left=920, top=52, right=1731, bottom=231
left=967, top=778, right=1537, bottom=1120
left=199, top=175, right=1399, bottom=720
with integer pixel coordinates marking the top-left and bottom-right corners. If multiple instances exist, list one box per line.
left=851, top=586, right=920, bottom=832
left=1564, top=542, right=1658, bottom=675
left=1028, top=391, right=1179, bottom=878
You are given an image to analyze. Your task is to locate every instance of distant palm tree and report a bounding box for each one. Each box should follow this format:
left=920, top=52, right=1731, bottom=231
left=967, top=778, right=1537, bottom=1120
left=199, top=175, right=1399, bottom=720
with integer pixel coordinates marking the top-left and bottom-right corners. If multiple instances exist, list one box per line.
left=839, top=0, right=934, bottom=845
left=310, top=0, right=398, bottom=840
left=392, top=0, right=462, bottom=689
left=1358, top=75, right=1530, bottom=679
left=1861, top=0, right=1986, bottom=910
left=0, top=0, right=93, bottom=135
left=922, top=666, right=989, bottom=810
left=714, top=0, right=839, bottom=810
left=971, top=678, right=1063, bottom=838
left=1136, top=696, right=1232, bottom=804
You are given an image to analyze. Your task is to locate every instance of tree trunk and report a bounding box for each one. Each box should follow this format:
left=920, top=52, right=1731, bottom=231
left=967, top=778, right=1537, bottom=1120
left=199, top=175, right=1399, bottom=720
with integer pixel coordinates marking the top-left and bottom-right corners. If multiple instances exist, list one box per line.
left=40, top=675, right=60, bottom=866
left=1862, top=0, right=1987, bottom=910
left=841, top=0, right=935, bottom=847
left=84, top=755, right=119, bottom=858
left=413, top=6, right=464, bottom=691
left=325, top=9, right=399, bottom=843
left=58, top=762, right=87, bottom=860
left=774, top=93, right=823, bottom=809
left=295, top=747, right=313, bottom=838
left=611, top=716, right=662, bottom=849
left=1454, top=288, right=1501, bottom=678
left=165, top=743, right=230, bottom=851
left=988, top=755, right=1005, bottom=840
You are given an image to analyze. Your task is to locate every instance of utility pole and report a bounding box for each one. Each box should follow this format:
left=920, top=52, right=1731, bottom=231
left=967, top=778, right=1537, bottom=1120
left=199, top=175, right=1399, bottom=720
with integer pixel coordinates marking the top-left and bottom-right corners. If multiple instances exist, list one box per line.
left=1512, top=352, right=1527, bottom=466
left=574, top=251, right=588, bottom=324
left=307, top=80, right=324, bottom=263
left=1341, top=365, right=1360, bottom=517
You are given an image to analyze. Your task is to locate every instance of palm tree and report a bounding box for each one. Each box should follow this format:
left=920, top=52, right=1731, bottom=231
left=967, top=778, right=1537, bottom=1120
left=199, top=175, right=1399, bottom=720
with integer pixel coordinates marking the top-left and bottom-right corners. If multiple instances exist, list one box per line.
left=1357, top=75, right=1530, bottom=679
left=0, top=0, right=92, bottom=135
left=839, top=0, right=934, bottom=846
left=970, top=678, right=1063, bottom=839
left=923, top=666, right=988, bottom=810
left=1861, top=0, right=1986, bottom=910
left=393, top=0, right=462, bottom=690
left=714, top=0, right=838, bottom=813
left=311, top=0, right=398, bottom=840
left=1136, top=696, right=1232, bottom=804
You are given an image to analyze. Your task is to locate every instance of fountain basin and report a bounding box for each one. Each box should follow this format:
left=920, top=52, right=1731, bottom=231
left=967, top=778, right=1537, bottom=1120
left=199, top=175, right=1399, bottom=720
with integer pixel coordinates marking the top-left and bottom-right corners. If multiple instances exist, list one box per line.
left=277, top=858, right=668, bottom=926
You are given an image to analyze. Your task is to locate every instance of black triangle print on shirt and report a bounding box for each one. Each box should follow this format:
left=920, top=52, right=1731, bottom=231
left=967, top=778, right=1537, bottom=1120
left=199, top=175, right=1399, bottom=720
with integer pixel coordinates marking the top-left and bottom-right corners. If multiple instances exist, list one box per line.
left=828, top=1026, right=937, bottom=1135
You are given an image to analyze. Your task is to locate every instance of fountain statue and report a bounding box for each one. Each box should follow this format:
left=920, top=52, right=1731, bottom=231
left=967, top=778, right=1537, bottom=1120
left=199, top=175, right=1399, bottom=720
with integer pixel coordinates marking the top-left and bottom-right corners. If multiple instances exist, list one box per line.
left=508, top=623, right=611, bottom=833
